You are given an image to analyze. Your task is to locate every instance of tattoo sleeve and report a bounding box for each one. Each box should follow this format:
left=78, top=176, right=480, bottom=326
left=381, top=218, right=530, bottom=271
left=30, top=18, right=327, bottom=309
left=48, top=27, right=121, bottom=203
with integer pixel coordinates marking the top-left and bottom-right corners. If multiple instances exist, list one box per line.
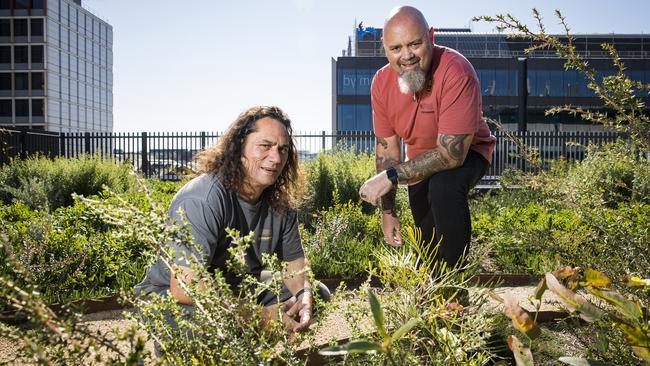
left=395, top=134, right=470, bottom=184
left=375, top=136, right=399, bottom=213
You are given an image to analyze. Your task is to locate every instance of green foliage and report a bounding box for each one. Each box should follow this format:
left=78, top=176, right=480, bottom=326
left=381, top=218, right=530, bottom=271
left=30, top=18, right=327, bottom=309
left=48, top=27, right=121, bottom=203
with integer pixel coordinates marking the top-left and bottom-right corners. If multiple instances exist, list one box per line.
left=301, top=201, right=382, bottom=279
left=496, top=267, right=650, bottom=365
left=563, top=141, right=650, bottom=207
left=300, top=146, right=375, bottom=222
left=320, top=289, right=420, bottom=365
left=0, top=154, right=136, bottom=212
left=0, top=237, right=149, bottom=365
left=328, top=228, right=500, bottom=364
left=472, top=141, right=650, bottom=279
left=473, top=198, right=587, bottom=274
left=0, top=179, right=180, bottom=306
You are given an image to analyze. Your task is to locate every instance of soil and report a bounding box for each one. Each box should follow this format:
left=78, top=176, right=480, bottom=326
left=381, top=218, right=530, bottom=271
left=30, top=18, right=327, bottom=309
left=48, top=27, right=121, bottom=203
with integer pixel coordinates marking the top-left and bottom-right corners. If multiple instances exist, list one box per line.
left=0, top=286, right=575, bottom=365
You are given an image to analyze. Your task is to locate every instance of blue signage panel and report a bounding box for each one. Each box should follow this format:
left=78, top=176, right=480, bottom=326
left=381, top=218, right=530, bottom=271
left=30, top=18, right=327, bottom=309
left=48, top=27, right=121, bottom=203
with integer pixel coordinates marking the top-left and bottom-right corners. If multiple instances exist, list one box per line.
left=338, top=68, right=375, bottom=96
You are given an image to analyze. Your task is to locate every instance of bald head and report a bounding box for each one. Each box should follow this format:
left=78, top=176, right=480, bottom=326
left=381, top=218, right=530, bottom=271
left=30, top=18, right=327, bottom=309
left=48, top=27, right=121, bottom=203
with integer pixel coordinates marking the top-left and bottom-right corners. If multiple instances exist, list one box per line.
left=382, top=6, right=432, bottom=94
left=384, top=6, right=429, bottom=35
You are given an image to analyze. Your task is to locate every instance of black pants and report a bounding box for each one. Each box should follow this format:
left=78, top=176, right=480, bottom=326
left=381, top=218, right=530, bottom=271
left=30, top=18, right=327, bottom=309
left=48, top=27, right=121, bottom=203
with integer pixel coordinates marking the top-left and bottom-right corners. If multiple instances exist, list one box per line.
left=407, top=150, right=489, bottom=268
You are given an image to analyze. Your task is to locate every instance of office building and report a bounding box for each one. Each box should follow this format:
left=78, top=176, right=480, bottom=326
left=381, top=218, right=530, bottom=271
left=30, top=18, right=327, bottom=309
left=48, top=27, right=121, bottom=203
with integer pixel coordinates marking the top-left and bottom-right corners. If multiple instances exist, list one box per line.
left=0, top=0, right=112, bottom=132
left=333, top=26, right=650, bottom=132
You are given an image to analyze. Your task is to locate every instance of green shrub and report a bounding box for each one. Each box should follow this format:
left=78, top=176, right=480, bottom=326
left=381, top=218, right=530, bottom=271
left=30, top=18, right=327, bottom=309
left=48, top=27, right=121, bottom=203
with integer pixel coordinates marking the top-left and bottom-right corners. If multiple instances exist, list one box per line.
left=472, top=199, right=588, bottom=274
left=300, top=146, right=375, bottom=223
left=564, top=141, right=650, bottom=207
left=0, top=200, right=150, bottom=305
left=0, top=178, right=180, bottom=305
left=0, top=154, right=136, bottom=211
left=472, top=142, right=650, bottom=278
left=301, top=201, right=382, bottom=279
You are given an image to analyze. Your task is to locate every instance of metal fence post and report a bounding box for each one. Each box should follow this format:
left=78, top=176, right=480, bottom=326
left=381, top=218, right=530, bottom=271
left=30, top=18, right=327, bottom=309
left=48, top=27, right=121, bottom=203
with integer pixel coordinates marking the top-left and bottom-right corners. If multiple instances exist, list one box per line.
left=59, top=132, right=66, bottom=157
left=201, top=131, right=206, bottom=150
left=19, top=130, right=27, bottom=159
left=141, top=132, right=149, bottom=177
left=321, top=131, right=326, bottom=152
left=84, top=132, right=91, bottom=154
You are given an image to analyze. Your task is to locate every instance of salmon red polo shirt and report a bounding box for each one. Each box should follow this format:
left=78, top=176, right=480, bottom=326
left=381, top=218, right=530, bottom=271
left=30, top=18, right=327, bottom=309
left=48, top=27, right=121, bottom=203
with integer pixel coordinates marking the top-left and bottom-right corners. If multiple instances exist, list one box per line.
left=371, top=43, right=496, bottom=164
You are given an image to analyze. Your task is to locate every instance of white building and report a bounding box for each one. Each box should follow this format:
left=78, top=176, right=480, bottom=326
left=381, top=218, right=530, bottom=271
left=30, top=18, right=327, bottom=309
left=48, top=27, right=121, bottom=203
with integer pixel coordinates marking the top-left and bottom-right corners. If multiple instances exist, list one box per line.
left=0, top=0, right=112, bottom=132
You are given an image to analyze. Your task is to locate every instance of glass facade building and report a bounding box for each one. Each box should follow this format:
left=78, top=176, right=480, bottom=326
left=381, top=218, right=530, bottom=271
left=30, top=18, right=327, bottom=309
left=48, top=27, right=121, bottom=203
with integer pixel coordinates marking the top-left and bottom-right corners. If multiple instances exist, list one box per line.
left=332, top=28, right=650, bottom=132
left=0, top=0, right=112, bottom=132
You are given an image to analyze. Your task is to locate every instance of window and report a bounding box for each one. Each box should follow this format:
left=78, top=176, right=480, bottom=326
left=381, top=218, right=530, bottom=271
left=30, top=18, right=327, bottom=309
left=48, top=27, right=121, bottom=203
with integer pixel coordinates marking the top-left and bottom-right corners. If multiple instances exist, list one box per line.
left=15, top=99, right=28, bottom=117
left=14, top=45, right=28, bottom=64
left=14, top=19, right=28, bottom=37
left=14, top=0, right=29, bottom=9
left=0, top=73, right=10, bottom=91
left=31, top=45, right=43, bottom=64
left=0, top=19, right=10, bottom=38
left=32, top=99, right=43, bottom=117
left=15, top=72, right=28, bottom=90
left=0, top=100, right=11, bottom=117
left=0, top=46, right=10, bottom=63
left=31, top=0, right=45, bottom=9
left=30, top=18, right=43, bottom=36
left=31, top=72, right=44, bottom=90
left=0, top=0, right=10, bottom=10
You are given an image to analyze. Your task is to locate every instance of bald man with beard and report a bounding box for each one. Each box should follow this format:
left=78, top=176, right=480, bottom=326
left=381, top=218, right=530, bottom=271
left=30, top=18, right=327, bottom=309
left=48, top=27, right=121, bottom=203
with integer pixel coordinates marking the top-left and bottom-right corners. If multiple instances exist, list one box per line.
left=358, top=6, right=496, bottom=268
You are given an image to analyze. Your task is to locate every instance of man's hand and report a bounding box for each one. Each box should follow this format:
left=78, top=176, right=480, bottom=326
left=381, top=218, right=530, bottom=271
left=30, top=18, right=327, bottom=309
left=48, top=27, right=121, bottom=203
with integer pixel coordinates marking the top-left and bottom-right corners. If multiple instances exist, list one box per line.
left=381, top=210, right=402, bottom=246
left=359, top=170, right=394, bottom=206
left=285, top=290, right=313, bottom=332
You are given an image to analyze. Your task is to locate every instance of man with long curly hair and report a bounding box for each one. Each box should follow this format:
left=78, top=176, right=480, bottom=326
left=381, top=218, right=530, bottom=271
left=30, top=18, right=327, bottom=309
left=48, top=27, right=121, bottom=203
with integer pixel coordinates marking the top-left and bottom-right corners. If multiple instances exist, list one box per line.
left=136, top=106, right=328, bottom=336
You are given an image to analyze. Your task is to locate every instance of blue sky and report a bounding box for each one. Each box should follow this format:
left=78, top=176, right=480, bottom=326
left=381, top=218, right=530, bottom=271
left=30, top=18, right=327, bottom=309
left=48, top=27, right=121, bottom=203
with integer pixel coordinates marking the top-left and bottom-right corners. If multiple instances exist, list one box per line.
left=82, top=0, right=650, bottom=133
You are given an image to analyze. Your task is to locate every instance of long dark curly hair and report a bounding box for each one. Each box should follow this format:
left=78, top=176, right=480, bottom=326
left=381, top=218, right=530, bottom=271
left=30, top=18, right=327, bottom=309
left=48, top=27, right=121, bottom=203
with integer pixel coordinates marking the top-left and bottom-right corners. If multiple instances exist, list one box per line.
left=196, top=106, right=301, bottom=211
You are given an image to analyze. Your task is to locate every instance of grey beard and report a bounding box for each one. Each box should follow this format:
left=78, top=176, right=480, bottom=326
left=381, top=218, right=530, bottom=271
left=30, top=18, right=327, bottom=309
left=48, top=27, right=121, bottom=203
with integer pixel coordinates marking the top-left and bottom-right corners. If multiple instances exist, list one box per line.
left=397, top=67, right=426, bottom=94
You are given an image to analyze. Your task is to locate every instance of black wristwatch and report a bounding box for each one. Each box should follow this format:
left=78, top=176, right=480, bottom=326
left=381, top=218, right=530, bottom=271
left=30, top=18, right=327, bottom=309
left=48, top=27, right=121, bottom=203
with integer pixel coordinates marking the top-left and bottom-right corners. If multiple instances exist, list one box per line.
left=385, top=167, right=398, bottom=187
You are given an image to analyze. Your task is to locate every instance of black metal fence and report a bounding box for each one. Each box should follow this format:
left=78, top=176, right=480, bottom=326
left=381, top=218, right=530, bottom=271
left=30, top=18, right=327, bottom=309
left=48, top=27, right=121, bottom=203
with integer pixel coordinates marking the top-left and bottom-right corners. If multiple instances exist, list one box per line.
left=0, top=128, right=624, bottom=184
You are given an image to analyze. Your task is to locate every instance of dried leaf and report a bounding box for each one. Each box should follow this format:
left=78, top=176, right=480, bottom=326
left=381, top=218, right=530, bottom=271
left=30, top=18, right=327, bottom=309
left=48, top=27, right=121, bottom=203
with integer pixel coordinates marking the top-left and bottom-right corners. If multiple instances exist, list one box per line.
left=622, top=275, right=650, bottom=289
left=588, top=288, right=642, bottom=321
left=533, top=277, right=547, bottom=301
left=503, top=294, right=541, bottom=340
left=582, top=269, right=611, bottom=288
left=545, top=272, right=604, bottom=322
left=507, top=335, right=534, bottom=366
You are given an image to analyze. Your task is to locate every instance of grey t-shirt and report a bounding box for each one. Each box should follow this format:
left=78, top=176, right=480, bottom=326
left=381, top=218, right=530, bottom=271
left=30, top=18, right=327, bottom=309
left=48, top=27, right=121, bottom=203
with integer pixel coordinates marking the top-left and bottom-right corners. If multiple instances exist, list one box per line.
left=134, top=173, right=304, bottom=296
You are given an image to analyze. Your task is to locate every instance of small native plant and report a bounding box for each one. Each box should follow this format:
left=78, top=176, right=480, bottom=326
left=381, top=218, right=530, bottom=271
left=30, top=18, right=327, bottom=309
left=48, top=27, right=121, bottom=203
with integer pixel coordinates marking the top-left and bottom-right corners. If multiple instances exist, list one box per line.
left=493, top=266, right=650, bottom=365
left=321, top=227, right=500, bottom=364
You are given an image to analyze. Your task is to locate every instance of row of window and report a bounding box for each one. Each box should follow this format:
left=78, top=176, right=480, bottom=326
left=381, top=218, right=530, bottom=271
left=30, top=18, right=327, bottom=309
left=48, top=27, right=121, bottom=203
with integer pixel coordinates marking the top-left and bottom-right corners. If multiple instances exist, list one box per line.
left=0, top=71, right=43, bottom=94
left=47, top=31, right=112, bottom=68
left=0, top=44, right=44, bottom=66
left=0, top=98, right=43, bottom=117
left=48, top=74, right=112, bottom=108
left=0, top=17, right=43, bottom=40
left=48, top=50, right=112, bottom=88
left=0, top=0, right=44, bottom=9
left=48, top=0, right=112, bottom=47
left=337, top=68, right=650, bottom=97
left=47, top=101, right=112, bottom=128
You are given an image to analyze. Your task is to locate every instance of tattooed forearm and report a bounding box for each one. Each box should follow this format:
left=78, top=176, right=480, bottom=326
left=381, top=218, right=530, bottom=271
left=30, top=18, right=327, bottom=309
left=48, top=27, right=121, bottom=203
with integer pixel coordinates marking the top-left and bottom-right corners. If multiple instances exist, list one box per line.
left=376, top=155, right=399, bottom=172
left=395, top=134, right=470, bottom=184
left=395, top=149, right=450, bottom=184
left=376, top=136, right=389, bottom=149
left=439, top=134, right=469, bottom=163
left=380, top=188, right=397, bottom=213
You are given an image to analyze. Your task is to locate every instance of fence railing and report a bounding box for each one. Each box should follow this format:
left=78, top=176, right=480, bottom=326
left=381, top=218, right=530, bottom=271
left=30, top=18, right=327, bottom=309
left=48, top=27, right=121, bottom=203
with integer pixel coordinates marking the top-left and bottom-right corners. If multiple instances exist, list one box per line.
left=1, top=129, right=624, bottom=185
